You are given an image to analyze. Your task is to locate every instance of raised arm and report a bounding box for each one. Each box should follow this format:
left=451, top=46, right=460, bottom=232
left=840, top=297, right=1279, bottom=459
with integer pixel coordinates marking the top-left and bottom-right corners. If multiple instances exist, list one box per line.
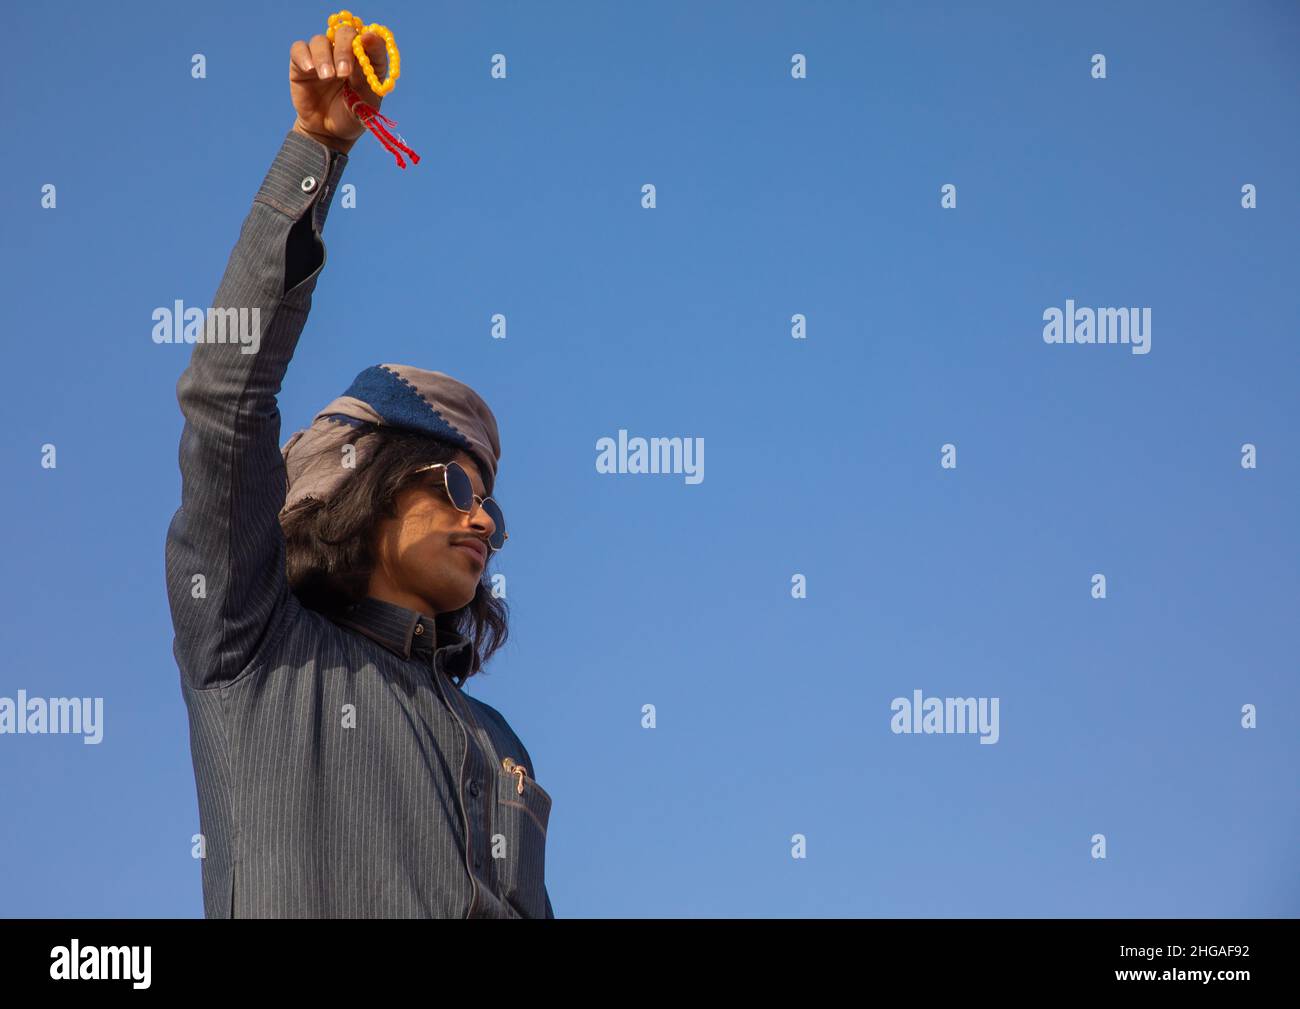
left=165, top=27, right=391, bottom=689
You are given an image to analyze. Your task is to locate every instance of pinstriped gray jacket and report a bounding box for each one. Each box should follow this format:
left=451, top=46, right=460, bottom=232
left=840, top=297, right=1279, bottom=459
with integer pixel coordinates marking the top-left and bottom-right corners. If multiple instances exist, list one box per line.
left=164, top=129, right=553, bottom=919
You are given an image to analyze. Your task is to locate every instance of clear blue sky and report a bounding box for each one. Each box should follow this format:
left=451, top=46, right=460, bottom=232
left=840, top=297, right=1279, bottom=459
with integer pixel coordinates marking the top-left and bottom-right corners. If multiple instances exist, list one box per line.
left=1, top=1, right=1296, bottom=917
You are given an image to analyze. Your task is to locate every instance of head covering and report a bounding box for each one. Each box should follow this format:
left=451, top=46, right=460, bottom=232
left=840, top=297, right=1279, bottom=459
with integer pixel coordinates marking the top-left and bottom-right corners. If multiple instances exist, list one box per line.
left=279, top=363, right=500, bottom=517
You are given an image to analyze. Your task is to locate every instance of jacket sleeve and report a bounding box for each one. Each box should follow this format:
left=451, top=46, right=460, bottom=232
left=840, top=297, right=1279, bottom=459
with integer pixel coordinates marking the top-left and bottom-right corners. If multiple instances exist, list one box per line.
left=165, top=128, right=349, bottom=690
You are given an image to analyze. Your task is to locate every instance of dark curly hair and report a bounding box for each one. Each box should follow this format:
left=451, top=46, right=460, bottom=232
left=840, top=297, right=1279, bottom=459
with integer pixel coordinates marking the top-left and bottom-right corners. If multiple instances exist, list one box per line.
left=279, top=426, right=508, bottom=680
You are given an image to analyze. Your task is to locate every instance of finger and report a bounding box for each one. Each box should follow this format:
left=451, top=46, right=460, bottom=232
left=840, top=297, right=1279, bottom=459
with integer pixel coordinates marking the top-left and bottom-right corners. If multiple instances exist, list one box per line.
left=289, top=40, right=315, bottom=77
left=332, top=24, right=355, bottom=78
left=308, top=34, right=334, bottom=79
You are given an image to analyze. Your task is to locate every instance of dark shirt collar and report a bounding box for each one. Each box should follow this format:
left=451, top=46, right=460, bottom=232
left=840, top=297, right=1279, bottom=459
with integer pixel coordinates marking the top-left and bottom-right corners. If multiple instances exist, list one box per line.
left=332, top=595, right=475, bottom=687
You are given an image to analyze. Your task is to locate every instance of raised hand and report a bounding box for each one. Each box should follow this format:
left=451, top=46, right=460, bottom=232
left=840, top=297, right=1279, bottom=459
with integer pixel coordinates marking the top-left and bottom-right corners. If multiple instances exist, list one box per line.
left=289, top=25, right=390, bottom=153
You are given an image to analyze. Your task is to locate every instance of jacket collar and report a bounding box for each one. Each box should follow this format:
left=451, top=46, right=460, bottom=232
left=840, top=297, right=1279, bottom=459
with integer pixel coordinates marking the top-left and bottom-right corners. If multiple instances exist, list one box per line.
left=332, top=595, right=475, bottom=687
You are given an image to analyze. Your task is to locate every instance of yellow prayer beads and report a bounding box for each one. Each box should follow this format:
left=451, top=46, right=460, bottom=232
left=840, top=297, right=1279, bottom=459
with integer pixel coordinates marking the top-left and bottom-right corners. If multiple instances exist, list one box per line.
left=327, top=10, right=401, bottom=96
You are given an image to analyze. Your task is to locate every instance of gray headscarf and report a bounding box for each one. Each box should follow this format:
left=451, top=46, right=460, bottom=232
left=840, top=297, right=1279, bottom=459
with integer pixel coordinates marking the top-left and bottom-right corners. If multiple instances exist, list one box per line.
left=279, top=363, right=501, bottom=517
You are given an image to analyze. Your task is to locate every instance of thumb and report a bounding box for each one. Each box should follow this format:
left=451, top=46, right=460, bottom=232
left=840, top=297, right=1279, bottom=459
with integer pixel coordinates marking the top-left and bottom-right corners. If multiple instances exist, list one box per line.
left=356, top=29, right=390, bottom=79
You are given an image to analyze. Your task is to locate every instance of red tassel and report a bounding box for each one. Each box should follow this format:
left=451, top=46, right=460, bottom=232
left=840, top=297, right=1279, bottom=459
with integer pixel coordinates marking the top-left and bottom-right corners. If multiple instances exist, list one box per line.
left=342, top=82, right=421, bottom=169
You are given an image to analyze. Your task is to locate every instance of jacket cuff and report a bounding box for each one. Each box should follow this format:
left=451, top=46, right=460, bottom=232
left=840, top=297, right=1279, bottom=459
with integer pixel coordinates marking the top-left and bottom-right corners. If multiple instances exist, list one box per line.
left=254, top=129, right=350, bottom=224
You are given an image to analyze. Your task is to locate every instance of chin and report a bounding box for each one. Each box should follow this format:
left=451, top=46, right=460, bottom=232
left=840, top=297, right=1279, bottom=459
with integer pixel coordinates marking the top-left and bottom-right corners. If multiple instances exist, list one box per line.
left=422, top=574, right=478, bottom=614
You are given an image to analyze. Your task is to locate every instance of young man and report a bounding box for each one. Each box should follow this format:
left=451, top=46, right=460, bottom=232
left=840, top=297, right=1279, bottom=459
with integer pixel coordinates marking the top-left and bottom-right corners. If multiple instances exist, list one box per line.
left=164, top=25, right=553, bottom=918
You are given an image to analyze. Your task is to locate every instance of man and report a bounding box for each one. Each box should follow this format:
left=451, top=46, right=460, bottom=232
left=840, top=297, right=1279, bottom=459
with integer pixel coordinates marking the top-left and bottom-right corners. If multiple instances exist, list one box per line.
left=164, top=24, right=554, bottom=918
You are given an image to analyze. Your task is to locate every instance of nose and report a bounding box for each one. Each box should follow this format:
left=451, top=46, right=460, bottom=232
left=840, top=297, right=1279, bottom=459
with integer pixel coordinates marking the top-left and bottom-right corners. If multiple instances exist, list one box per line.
left=467, top=498, right=496, bottom=539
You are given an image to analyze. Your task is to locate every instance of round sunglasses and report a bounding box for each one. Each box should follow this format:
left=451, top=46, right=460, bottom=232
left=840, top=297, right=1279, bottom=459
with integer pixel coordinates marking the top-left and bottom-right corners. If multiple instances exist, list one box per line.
left=408, top=461, right=508, bottom=552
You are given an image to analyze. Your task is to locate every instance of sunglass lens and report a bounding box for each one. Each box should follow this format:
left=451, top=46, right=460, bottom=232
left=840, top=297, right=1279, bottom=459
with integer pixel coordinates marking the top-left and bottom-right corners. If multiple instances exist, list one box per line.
left=444, top=462, right=476, bottom=511
left=483, top=499, right=507, bottom=550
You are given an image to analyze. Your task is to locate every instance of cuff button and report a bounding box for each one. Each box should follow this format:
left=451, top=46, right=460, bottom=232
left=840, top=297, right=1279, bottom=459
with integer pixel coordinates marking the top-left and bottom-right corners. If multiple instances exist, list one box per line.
left=300, top=175, right=318, bottom=193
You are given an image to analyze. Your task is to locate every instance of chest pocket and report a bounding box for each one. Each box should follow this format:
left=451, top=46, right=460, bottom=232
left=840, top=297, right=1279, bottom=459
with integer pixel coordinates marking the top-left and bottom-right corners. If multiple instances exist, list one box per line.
left=493, top=756, right=552, bottom=918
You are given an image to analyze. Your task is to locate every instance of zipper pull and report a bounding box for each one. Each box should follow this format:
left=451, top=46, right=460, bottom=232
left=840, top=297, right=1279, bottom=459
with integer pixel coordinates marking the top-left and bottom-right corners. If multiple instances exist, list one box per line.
left=502, top=756, right=528, bottom=795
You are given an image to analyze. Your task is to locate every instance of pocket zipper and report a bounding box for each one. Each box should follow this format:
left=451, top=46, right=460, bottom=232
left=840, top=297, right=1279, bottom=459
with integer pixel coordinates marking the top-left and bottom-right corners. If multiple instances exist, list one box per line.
left=502, top=756, right=528, bottom=795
